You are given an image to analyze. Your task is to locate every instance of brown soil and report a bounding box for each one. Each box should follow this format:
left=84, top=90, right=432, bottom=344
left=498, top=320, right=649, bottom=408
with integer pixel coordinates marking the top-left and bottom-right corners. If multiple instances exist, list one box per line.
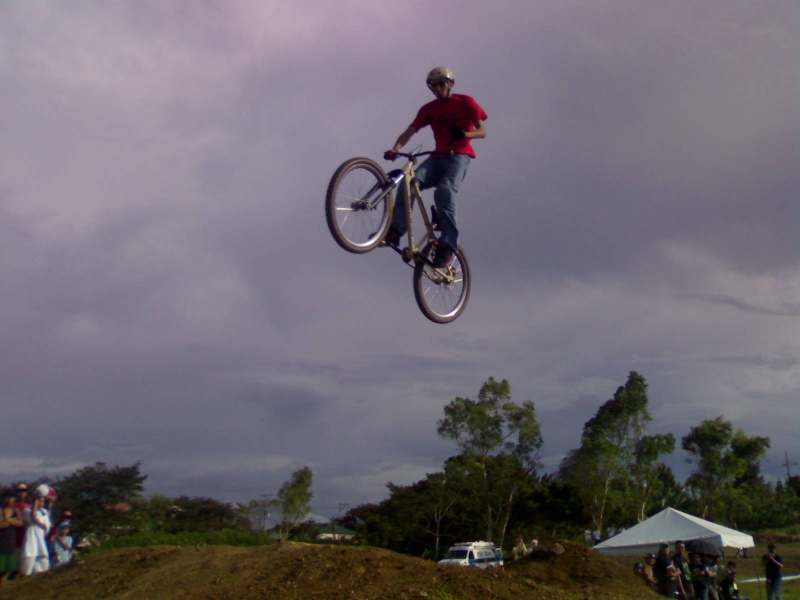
left=3, top=540, right=660, bottom=600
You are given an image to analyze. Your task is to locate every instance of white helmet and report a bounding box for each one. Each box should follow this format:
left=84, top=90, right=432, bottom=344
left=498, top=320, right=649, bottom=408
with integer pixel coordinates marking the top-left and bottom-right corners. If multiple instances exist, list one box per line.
left=426, top=66, right=454, bottom=87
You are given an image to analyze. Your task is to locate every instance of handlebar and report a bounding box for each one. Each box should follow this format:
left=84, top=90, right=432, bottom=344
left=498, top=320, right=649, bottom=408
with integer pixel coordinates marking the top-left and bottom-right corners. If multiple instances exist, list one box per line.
left=395, top=151, right=433, bottom=159
left=385, top=150, right=453, bottom=162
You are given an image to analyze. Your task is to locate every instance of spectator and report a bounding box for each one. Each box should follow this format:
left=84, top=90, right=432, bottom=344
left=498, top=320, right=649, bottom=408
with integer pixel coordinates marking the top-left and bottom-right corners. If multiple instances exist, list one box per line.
left=592, top=529, right=601, bottom=545
left=641, top=553, right=658, bottom=590
left=707, top=554, right=720, bottom=600
left=718, top=563, right=749, bottom=600
left=0, top=489, right=23, bottom=587
left=654, top=543, right=679, bottom=598
left=584, top=530, right=593, bottom=546
left=512, top=538, right=527, bottom=560
left=761, top=544, right=783, bottom=600
left=673, top=540, right=695, bottom=600
left=12, top=483, right=30, bottom=579
left=51, top=522, right=74, bottom=566
left=529, top=536, right=538, bottom=551
left=634, top=561, right=644, bottom=577
left=19, top=490, right=51, bottom=577
left=688, top=552, right=710, bottom=600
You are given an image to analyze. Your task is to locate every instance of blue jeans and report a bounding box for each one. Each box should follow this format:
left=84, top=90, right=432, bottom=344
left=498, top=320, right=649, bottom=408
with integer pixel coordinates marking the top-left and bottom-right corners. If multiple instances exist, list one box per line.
left=391, top=153, right=470, bottom=251
left=766, top=578, right=782, bottom=600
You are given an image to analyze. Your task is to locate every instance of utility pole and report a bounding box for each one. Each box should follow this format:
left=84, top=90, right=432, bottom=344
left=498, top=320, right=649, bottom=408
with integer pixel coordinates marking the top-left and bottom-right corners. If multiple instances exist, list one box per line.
left=782, top=452, right=798, bottom=479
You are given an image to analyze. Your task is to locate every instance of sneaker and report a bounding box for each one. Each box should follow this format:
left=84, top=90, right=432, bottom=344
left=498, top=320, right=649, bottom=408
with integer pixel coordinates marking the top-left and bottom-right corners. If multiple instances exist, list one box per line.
left=370, top=225, right=400, bottom=246
left=432, top=244, right=454, bottom=268
left=383, top=225, right=401, bottom=247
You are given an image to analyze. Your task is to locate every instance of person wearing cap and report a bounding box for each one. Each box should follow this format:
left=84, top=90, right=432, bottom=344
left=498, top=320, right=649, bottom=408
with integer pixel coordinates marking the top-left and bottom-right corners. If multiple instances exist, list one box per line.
left=383, top=66, right=487, bottom=268
left=51, top=521, right=74, bottom=566
left=642, top=552, right=658, bottom=589
left=761, top=543, right=783, bottom=600
left=0, top=489, right=23, bottom=587
left=19, top=488, right=51, bottom=576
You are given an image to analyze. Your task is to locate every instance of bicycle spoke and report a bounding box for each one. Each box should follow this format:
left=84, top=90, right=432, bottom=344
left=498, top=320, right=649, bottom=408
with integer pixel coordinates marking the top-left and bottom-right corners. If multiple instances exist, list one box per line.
left=326, top=158, right=392, bottom=253
left=413, top=244, right=471, bottom=323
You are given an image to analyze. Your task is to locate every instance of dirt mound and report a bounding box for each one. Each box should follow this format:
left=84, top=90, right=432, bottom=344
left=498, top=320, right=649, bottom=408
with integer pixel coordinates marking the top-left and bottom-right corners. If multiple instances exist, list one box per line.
left=506, top=540, right=657, bottom=596
left=4, top=541, right=659, bottom=599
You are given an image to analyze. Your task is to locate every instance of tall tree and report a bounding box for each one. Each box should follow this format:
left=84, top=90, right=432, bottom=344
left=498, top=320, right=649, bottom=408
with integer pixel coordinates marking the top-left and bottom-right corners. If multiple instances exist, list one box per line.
left=630, top=433, right=677, bottom=521
left=681, top=415, right=770, bottom=520
left=558, top=371, right=664, bottom=532
left=270, top=467, right=313, bottom=542
left=437, top=377, right=543, bottom=546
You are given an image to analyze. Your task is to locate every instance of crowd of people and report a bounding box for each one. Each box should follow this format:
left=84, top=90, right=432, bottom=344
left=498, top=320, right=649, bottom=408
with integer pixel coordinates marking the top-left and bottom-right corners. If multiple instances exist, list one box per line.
left=633, top=540, right=785, bottom=600
left=0, top=482, right=75, bottom=587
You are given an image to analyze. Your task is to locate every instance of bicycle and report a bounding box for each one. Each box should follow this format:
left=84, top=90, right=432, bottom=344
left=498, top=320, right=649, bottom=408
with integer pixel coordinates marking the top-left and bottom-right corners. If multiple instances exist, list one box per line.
left=325, top=149, right=471, bottom=324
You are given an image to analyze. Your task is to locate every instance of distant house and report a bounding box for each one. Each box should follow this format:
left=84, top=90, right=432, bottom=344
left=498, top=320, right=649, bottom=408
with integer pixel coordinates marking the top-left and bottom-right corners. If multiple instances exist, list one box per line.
left=315, top=524, right=356, bottom=542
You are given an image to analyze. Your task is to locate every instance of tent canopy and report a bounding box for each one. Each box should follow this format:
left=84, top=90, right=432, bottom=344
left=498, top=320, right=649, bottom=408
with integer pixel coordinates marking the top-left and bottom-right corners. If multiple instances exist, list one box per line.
left=593, top=508, right=754, bottom=557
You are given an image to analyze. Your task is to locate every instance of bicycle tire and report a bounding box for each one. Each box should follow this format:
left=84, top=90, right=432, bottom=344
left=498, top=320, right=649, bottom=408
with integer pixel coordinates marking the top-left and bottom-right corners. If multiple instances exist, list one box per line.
left=413, top=242, right=471, bottom=324
left=325, top=157, right=393, bottom=254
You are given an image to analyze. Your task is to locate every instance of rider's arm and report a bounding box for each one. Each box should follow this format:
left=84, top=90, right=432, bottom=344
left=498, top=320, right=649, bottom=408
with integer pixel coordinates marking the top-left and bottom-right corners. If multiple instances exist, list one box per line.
left=465, top=119, right=486, bottom=140
left=391, top=125, right=418, bottom=152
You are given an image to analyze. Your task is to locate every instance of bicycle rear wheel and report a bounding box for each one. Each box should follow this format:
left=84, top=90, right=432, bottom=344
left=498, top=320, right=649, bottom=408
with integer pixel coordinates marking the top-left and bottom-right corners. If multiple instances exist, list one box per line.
left=413, top=243, right=471, bottom=324
left=326, top=157, right=393, bottom=253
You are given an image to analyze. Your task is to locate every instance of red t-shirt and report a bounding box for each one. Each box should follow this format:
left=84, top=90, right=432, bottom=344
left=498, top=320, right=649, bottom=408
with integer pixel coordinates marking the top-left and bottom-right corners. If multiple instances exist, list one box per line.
left=411, top=93, right=487, bottom=158
left=13, top=501, right=30, bottom=546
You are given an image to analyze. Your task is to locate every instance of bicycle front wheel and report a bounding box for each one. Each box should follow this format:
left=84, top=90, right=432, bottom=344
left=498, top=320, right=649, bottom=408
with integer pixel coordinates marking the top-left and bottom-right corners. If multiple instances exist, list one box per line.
left=326, top=158, right=393, bottom=254
left=413, top=243, right=471, bottom=324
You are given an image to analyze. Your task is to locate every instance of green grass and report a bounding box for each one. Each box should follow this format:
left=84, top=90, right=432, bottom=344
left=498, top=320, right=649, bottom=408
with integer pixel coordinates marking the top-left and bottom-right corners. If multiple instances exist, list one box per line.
left=613, top=539, right=799, bottom=600
left=737, top=575, right=800, bottom=600
left=706, top=539, right=799, bottom=600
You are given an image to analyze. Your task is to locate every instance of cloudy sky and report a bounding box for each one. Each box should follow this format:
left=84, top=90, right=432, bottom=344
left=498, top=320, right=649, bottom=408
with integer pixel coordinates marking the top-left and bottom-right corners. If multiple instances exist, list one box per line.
left=1, top=1, right=798, bottom=518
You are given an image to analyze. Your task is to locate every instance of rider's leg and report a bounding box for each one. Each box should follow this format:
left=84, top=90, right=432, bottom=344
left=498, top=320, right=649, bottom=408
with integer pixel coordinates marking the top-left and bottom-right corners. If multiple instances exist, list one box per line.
left=431, top=154, right=470, bottom=251
left=390, top=158, right=435, bottom=234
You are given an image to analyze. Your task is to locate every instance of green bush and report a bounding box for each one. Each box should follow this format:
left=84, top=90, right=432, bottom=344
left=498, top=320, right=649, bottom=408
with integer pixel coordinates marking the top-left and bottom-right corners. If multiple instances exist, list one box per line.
left=99, top=528, right=276, bottom=550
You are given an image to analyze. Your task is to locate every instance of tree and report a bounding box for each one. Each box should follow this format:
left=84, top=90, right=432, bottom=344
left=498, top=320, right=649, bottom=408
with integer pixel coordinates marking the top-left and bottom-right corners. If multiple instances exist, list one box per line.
left=270, top=467, right=313, bottom=542
left=238, top=496, right=272, bottom=533
left=164, top=496, right=245, bottom=532
left=53, top=462, right=147, bottom=537
left=629, top=432, right=677, bottom=521
left=128, top=494, right=175, bottom=534
left=514, top=474, right=588, bottom=540
left=437, top=377, right=543, bottom=546
left=558, top=372, right=668, bottom=532
left=379, top=471, right=462, bottom=559
left=681, top=416, right=770, bottom=520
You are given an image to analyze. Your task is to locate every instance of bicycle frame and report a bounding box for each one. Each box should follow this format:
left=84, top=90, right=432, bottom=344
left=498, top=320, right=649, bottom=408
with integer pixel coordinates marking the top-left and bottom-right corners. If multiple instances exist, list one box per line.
left=387, top=151, right=454, bottom=279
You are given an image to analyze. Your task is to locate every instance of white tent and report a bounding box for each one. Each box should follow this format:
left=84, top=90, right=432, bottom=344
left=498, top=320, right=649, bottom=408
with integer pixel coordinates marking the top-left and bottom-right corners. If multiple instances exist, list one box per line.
left=593, top=508, right=755, bottom=557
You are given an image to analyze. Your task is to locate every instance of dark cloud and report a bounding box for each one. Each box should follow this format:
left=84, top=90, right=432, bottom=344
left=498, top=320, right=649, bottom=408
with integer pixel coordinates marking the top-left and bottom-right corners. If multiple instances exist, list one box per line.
left=1, top=1, right=797, bottom=512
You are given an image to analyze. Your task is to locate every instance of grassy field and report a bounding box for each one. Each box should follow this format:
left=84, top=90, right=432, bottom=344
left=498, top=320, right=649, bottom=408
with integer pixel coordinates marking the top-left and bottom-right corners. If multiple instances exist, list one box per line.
left=730, top=540, right=799, bottom=600
left=610, top=539, right=799, bottom=600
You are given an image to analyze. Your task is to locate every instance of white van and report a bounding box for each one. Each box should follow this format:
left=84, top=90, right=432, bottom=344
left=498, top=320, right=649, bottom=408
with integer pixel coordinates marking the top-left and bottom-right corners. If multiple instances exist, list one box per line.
left=437, top=541, right=504, bottom=569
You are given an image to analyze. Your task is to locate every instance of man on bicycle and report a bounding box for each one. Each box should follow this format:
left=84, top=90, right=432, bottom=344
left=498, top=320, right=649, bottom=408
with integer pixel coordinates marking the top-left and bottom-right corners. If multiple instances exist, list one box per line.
left=384, top=66, right=487, bottom=267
